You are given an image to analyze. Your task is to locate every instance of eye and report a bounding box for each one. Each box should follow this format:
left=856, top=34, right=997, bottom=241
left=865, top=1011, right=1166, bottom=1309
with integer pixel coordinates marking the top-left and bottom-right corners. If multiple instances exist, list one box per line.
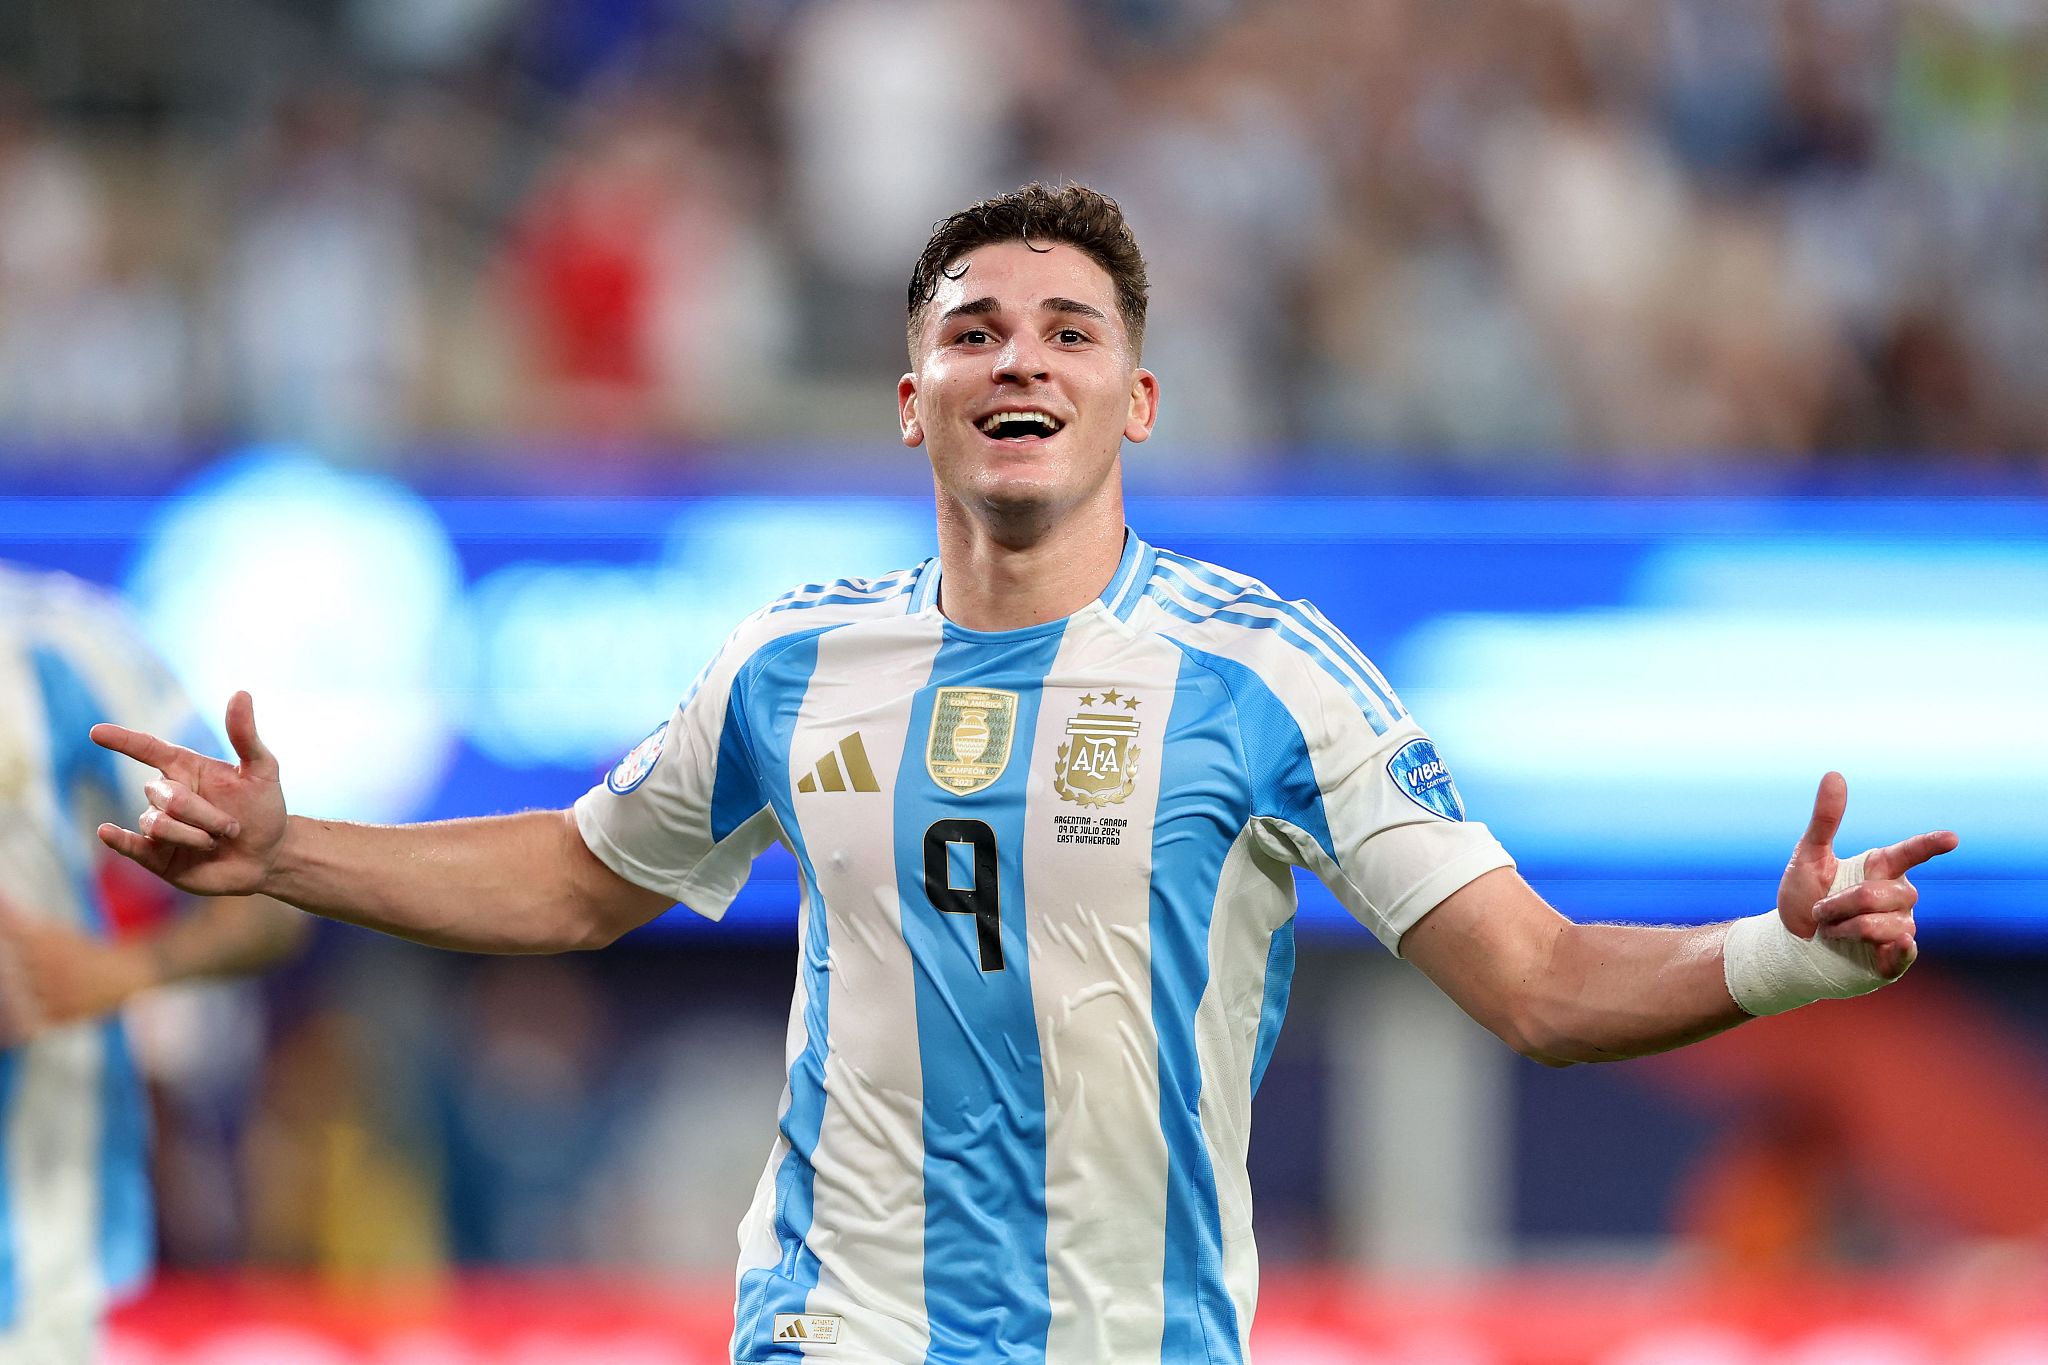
left=1055, top=328, right=1089, bottom=345
left=955, top=328, right=992, bottom=345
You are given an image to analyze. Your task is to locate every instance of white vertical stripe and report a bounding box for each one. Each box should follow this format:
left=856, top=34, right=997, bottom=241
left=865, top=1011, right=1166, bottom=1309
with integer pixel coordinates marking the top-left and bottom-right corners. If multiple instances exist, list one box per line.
left=1194, top=833, right=1300, bottom=1357
left=8, top=1028, right=108, bottom=1328
left=786, top=617, right=943, bottom=1361
left=1025, top=610, right=1184, bottom=1365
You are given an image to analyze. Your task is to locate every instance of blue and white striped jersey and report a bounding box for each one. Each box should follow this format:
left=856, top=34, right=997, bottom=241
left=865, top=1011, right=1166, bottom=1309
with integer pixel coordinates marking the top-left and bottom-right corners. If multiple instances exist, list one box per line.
left=577, top=532, right=1513, bottom=1365
left=0, top=566, right=213, bottom=1334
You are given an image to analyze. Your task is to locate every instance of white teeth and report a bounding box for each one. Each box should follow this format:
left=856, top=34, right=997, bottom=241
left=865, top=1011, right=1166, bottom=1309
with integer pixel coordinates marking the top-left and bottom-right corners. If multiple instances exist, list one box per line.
left=977, top=410, right=1062, bottom=435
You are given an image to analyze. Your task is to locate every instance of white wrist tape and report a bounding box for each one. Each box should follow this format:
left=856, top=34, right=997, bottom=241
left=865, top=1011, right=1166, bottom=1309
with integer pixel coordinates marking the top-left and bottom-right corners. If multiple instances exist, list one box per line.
left=1724, top=852, right=1890, bottom=1017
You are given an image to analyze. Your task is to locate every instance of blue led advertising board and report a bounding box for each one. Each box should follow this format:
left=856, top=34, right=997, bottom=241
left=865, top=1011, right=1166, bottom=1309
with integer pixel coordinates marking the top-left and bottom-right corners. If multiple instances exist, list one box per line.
left=3, top=452, right=2037, bottom=943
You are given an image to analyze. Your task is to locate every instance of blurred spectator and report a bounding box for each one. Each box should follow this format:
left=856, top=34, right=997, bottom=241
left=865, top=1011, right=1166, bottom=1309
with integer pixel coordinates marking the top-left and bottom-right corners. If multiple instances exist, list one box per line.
left=1069, top=16, right=1332, bottom=462
left=0, top=90, right=189, bottom=446
left=777, top=0, right=1030, bottom=374
left=218, top=84, right=424, bottom=458
left=6, top=0, right=2048, bottom=462
left=243, top=1002, right=444, bottom=1275
left=430, top=957, right=629, bottom=1264
left=1673, top=1100, right=1885, bottom=1272
left=501, top=89, right=790, bottom=440
left=1652, top=978, right=2048, bottom=1270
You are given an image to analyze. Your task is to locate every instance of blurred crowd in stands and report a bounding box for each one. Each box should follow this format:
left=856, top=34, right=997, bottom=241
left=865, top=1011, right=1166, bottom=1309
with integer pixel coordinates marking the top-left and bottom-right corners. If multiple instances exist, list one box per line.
left=5, top=0, right=2048, bottom=472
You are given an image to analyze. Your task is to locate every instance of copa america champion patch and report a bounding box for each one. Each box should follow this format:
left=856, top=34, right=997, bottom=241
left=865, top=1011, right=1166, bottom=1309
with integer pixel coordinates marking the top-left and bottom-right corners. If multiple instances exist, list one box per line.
left=606, top=720, right=669, bottom=794
left=1387, top=737, right=1466, bottom=821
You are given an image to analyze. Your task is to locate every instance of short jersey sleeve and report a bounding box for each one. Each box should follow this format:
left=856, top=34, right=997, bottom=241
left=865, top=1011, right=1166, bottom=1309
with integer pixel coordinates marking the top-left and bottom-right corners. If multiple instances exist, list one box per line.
left=572, top=619, right=785, bottom=920
left=1212, top=606, right=1515, bottom=954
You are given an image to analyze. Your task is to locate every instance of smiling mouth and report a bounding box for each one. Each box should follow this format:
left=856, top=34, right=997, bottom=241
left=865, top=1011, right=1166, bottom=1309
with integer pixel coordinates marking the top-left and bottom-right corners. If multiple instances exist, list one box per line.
left=976, top=410, right=1065, bottom=441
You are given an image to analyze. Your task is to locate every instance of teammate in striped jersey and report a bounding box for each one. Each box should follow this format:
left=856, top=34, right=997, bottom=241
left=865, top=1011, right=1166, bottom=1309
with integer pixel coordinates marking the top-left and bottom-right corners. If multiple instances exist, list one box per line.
left=92, top=184, right=1957, bottom=1364
left=0, top=565, right=306, bottom=1362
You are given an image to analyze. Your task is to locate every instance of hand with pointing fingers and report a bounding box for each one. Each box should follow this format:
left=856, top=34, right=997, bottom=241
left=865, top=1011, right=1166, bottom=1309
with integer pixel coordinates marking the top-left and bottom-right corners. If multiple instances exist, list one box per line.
left=1774, top=771, right=1959, bottom=982
left=90, top=691, right=287, bottom=898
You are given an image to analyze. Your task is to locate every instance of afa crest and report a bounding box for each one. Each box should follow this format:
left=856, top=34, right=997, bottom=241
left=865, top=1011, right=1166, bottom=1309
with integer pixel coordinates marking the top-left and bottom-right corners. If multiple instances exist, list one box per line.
left=927, top=687, right=1019, bottom=795
left=1052, top=690, right=1143, bottom=807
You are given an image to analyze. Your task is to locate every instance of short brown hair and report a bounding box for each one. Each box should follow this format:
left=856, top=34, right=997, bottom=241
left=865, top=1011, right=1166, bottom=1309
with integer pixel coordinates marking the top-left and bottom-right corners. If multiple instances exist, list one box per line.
left=907, top=182, right=1149, bottom=360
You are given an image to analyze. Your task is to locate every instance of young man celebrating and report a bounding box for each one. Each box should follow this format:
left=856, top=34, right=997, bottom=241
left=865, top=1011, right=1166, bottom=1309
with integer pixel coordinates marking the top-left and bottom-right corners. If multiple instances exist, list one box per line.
left=93, top=184, right=1956, bottom=1365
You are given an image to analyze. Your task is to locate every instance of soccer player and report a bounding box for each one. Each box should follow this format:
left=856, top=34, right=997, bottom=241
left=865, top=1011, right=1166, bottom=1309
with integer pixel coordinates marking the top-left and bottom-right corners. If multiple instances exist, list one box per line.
left=92, top=184, right=1956, bottom=1365
left=0, top=564, right=307, bottom=1363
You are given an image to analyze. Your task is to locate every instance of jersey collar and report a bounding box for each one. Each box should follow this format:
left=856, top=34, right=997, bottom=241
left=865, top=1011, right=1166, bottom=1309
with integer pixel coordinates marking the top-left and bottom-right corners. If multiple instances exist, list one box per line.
left=908, top=527, right=1153, bottom=624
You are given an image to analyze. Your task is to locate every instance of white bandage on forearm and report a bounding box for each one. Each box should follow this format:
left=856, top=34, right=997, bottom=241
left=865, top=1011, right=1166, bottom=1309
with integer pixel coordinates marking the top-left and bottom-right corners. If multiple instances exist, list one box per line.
left=1723, top=852, right=1889, bottom=1017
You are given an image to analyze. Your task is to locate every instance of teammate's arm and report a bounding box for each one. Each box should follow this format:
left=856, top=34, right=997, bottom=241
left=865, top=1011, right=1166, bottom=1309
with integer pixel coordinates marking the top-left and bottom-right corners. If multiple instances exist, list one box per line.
left=0, top=893, right=307, bottom=1033
left=1400, top=773, right=1958, bottom=1067
left=90, top=692, right=673, bottom=954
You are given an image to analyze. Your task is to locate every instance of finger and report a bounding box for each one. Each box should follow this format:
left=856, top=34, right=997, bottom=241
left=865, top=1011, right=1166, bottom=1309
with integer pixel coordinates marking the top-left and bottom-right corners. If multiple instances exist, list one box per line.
left=144, top=779, right=240, bottom=840
left=89, top=723, right=192, bottom=774
left=1797, top=772, right=1847, bottom=856
left=1813, top=880, right=1918, bottom=925
left=1876, top=935, right=1917, bottom=979
left=224, top=692, right=276, bottom=775
left=1818, top=910, right=1916, bottom=947
left=1865, top=829, right=1961, bottom=880
left=98, top=823, right=177, bottom=876
left=137, top=807, right=215, bottom=852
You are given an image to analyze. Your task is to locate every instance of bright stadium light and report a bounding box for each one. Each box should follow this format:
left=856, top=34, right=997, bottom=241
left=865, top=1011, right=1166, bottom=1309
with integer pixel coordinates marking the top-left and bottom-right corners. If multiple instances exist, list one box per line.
left=124, top=447, right=465, bottom=822
left=1394, top=539, right=2046, bottom=870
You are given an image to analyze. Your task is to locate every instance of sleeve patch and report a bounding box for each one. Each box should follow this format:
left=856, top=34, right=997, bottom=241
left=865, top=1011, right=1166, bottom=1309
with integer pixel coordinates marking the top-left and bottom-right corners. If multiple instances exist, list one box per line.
left=1387, top=738, right=1465, bottom=822
left=606, top=720, right=669, bottom=795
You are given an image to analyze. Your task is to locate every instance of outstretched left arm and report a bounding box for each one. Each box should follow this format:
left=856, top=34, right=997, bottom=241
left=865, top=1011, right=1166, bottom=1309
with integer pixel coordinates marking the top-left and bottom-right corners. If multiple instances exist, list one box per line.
left=1400, top=772, right=1959, bottom=1067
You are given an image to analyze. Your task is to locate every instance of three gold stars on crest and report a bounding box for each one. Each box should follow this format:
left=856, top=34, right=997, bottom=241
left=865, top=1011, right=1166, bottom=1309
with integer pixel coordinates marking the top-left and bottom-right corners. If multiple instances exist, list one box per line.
left=1078, top=690, right=1141, bottom=710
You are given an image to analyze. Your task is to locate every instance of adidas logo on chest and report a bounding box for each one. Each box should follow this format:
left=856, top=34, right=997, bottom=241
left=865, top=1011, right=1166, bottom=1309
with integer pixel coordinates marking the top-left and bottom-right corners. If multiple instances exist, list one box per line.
left=797, top=731, right=880, bottom=794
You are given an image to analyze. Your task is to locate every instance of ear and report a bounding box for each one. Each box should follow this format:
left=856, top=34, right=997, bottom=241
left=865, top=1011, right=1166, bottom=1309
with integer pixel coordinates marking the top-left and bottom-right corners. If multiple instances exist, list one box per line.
left=1123, top=368, right=1160, bottom=444
left=898, top=374, right=923, bottom=448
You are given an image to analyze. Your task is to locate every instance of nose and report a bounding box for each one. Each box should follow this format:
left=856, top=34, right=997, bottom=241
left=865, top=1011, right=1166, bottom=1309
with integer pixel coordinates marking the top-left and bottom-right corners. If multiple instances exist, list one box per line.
left=991, top=333, right=1049, bottom=385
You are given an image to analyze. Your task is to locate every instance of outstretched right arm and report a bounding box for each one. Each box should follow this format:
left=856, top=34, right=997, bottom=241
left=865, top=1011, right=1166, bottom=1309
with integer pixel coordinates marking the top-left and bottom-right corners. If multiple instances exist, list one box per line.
left=91, top=692, right=672, bottom=954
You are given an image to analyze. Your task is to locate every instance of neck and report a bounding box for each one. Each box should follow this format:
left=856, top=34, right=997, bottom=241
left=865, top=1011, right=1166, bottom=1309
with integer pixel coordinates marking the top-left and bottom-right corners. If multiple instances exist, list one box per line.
left=931, top=478, right=1128, bottom=632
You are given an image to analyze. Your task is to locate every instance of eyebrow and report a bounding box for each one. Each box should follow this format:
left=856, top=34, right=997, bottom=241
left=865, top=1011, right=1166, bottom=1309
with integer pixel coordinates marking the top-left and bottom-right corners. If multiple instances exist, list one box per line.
left=938, top=296, right=1111, bottom=327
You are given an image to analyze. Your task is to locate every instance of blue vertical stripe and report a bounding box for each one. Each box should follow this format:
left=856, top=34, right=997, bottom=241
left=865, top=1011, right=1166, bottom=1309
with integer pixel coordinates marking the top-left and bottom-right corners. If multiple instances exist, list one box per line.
left=728, top=629, right=839, bottom=1361
left=1109, top=540, right=1158, bottom=622
left=1098, top=531, right=1145, bottom=617
left=1149, top=651, right=1252, bottom=1364
left=895, top=623, right=1066, bottom=1365
left=1249, top=919, right=1297, bottom=1097
left=30, top=643, right=158, bottom=1305
left=708, top=678, right=767, bottom=843
left=1166, top=644, right=1335, bottom=859
left=96, top=1020, right=152, bottom=1297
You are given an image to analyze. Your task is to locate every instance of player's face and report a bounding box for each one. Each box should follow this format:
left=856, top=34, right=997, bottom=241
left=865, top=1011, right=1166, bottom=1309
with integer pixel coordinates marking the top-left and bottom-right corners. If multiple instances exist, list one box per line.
left=899, top=241, right=1158, bottom=531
